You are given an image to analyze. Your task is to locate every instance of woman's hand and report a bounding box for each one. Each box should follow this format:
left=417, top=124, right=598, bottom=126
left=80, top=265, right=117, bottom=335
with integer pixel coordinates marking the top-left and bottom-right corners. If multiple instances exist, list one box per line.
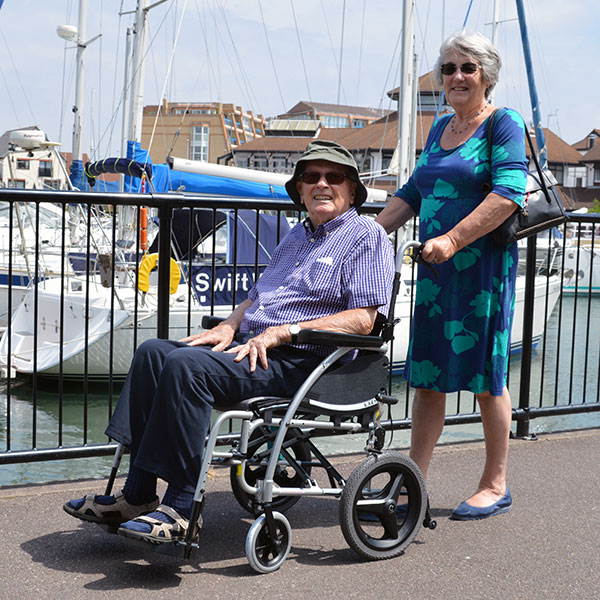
left=421, top=234, right=459, bottom=264
left=180, top=322, right=236, bottom=352
left=225, top=324, right=289, bottom=372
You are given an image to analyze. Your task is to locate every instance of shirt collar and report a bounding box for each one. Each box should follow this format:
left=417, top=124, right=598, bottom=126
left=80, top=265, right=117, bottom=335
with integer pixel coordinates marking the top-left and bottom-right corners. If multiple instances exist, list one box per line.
left=303, top=207, right=357, bottom=238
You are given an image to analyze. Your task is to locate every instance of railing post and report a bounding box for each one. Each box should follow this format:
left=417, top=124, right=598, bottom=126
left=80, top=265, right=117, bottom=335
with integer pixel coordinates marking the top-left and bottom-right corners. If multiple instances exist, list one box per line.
left=157, top=197, right=172, bottom=338
left=515, top=235, right=537, bottom=438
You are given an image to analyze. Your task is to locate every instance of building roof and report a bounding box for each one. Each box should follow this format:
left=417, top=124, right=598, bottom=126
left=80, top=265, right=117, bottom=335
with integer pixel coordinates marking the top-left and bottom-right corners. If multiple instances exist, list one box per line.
left=387, top=71, right=443, bottom=101
left=279, top=101, right=390, bottom=120
left=529, top=127, right=585, bottom=165
left=572, top=129, right=600, bottom=153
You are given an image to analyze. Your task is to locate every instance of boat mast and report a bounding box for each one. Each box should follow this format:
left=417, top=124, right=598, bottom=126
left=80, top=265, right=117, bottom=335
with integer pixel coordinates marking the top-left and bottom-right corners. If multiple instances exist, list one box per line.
left=127, top=0, right=149, bottom=146
left=515, top=0, right=547, bottom=168
left=396, top=0, right=415, bottom=188
left=72, top=0, right=88, bottom=174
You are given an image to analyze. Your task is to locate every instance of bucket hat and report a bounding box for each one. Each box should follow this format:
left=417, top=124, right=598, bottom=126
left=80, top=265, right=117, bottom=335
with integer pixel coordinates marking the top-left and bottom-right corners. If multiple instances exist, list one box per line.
left=285, top=140, right=368, bottom=208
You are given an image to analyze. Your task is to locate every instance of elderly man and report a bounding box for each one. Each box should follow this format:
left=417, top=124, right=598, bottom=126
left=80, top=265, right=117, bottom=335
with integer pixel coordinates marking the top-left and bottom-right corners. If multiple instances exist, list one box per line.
left=64, top=140, right=395, bottom=545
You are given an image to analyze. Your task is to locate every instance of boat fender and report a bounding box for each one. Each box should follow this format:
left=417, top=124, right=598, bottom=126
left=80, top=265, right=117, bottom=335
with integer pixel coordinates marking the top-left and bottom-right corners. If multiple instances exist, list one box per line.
left=137, top=253, right=181, bottom=295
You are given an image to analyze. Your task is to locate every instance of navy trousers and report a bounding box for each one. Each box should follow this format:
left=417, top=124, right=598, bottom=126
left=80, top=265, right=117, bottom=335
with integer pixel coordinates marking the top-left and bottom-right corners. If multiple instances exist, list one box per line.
left=105, top=338, right=321, bottom=493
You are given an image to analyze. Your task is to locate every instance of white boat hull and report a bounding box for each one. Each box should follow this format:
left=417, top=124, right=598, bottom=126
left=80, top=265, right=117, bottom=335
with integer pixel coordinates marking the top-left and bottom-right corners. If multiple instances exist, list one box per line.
left=0, top=270, right=561, bottom=381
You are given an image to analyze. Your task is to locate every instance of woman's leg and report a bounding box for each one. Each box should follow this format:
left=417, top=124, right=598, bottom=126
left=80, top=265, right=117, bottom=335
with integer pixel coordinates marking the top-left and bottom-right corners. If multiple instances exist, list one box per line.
left=409, top=388, right=447, bottom=479
left=465, top=386, right=512, bottom=507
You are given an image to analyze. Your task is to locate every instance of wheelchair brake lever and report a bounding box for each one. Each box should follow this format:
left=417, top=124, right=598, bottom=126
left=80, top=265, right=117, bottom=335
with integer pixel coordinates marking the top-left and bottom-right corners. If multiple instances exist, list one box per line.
left=410, top=243, right=438, bottom=278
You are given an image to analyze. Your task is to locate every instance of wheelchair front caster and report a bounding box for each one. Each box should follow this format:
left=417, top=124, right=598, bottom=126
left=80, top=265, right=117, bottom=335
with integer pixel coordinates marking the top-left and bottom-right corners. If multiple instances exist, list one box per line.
left=245, top=511, right=292, bottom=573
left=339, top=451, right=426, bottom=561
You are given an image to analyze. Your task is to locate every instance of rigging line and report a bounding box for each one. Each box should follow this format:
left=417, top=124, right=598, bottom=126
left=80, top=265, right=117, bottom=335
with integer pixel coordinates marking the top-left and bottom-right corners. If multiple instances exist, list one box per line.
left=147, top=0, right=189, bottom=158
left=0, top=26, right=36, bottom=127
left=336, top=0, right=346, bottom=106
left=354, top=0, right=367, bottom=105
left=94, top=1, right=175, bottom=156
left=433, top=0, right=474, bottom=123
left=106, top=3, right=125, bottom=158
left=215, top=0, right=262, bottom=114
left=319, top=0, right=346, bottom=101
left=257, top=0, right=286, bottom=111
left=290, top=0, right=311, bottom=103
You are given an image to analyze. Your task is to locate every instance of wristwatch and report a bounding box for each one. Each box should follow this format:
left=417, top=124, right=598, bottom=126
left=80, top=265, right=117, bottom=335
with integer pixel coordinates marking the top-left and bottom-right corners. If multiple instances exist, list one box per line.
left=288, top=323, right=301, bottom=344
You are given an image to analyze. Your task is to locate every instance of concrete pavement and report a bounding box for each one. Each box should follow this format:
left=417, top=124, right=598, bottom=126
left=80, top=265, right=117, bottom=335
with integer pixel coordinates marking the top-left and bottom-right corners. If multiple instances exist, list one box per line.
left=0, top=428, right=599, bottom=600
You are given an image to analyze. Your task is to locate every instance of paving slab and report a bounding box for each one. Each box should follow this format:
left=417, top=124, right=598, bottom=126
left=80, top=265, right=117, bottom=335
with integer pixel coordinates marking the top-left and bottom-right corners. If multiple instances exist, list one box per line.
left=0, top=428, right=598, bottom=600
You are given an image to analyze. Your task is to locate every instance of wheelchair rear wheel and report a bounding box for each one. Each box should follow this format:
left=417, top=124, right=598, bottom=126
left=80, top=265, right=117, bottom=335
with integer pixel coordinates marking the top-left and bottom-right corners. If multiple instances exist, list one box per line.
left=245, top=511, right=292, bottom=574
left=339, top=451, right=426, bottom=561
left=230, top=427, right=312, bottom=516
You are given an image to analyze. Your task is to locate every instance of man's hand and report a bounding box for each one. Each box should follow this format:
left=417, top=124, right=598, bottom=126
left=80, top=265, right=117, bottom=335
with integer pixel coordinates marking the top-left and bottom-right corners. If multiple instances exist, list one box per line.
left=180, top=322, right=236, bottom=352
left=225, top=324, right=289, bottom=372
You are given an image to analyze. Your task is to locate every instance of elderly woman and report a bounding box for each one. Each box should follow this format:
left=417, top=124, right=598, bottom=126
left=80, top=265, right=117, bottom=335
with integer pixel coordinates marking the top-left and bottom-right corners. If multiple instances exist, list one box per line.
left=376, top=31, right=528, bottom=520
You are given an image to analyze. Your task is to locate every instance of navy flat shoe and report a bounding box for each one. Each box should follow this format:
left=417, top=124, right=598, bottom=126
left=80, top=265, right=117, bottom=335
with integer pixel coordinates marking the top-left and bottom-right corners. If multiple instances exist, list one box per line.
left=450, top=487, right=512, bottom=521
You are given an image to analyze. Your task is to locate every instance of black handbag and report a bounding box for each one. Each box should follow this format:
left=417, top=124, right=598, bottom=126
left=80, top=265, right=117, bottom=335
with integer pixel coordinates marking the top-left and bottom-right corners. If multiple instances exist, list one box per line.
left=486, top=109, right=568, bottom=245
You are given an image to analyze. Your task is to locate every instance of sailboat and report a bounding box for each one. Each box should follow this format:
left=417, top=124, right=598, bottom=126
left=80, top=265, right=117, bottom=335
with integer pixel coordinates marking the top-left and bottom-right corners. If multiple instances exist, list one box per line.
left=0, top=0, right=564, bottom=379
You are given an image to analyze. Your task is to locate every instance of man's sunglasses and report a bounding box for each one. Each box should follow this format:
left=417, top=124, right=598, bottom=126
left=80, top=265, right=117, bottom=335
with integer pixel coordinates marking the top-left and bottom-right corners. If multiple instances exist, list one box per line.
left=298, top=171, right=353, bottom=185
left=440, top=62, right=479, bottom=76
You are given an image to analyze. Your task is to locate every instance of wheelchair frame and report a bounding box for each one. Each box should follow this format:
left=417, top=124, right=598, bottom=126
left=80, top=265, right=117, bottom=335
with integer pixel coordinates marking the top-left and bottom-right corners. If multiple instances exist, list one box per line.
left=104, top=240, right=436, bottom=573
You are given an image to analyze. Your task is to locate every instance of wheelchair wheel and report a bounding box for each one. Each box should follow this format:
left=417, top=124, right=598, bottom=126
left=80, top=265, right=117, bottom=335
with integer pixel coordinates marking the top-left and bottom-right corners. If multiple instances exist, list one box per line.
left=230, top=427, right=312, bottom=516
left=245, top=511, right=292, bottom=574
left=339, top=451, right=426, bottom=561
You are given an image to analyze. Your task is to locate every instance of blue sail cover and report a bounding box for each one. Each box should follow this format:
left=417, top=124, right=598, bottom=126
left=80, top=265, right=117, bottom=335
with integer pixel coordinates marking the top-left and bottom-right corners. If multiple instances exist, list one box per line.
left=86, top=141, right=291, bottom=198
left=69, top=159, right=85, bottom=190
left=85, top=158, right=152, bottom=188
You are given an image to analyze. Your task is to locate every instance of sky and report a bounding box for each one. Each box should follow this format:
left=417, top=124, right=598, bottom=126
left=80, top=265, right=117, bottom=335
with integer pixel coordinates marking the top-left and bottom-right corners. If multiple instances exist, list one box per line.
left=0, top=0, right=598, bottom=162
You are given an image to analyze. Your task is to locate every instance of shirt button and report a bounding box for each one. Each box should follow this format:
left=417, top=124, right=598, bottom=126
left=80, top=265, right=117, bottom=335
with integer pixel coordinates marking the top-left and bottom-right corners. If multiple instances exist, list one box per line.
left=278, top=285, right=284, bottom=290
left=259, top=305, right=264, bottom=310
left=249, top=330, right=254, bottom=335
left=310, top=238, right=315, bottom=243
left=295, top=261, right=300, bottom=266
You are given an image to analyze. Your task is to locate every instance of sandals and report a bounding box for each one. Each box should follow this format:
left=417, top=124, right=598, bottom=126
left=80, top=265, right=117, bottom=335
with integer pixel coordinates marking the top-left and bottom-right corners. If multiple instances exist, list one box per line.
left=117, top=504, right=201, bottom=546
left=63, top=490, right=159, bottom=526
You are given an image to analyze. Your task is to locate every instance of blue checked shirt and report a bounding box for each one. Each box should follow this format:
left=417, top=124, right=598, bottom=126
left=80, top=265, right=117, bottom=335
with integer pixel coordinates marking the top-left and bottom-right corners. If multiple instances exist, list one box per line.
left=239, top=207, right=395, bottom=356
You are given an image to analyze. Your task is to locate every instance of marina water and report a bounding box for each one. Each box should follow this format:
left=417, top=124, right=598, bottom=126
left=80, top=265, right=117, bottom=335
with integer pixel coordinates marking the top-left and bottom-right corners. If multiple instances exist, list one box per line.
left=1, top=295, right=598, bottom=487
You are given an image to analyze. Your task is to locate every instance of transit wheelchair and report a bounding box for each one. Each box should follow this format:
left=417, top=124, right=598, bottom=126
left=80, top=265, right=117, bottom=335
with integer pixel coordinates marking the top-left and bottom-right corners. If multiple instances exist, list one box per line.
left=103, top=240, right=436, bottom=573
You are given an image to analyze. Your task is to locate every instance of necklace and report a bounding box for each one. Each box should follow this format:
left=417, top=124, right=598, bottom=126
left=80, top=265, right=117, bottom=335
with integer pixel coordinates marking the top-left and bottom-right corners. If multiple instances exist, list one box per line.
left=449, top=102, right=489, bottom=135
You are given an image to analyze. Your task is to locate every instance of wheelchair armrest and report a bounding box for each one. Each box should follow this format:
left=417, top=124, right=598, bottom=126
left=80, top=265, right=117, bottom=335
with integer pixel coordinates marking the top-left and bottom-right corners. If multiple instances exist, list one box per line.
left=201, top=315, right=226, bottom=330
left=297, top=328, right=384, bottom=349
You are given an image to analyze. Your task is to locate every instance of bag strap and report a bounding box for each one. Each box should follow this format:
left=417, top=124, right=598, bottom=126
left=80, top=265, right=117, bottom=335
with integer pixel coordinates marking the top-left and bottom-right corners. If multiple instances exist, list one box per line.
left=486, top=108, right=552, bottom=203
left=522, top=123, right=552, bottom=200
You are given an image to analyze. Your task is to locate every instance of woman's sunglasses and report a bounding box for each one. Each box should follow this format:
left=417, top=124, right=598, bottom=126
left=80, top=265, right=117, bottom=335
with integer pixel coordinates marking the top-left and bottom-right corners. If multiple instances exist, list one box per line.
left=298, top=171, right=353, bottom=185
left=440, top=62, right=479, bottom=76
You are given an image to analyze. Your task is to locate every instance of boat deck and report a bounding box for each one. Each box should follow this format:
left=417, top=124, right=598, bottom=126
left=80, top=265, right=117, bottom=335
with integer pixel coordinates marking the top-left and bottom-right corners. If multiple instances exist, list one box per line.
left=1, top=427, right=598, bottom=599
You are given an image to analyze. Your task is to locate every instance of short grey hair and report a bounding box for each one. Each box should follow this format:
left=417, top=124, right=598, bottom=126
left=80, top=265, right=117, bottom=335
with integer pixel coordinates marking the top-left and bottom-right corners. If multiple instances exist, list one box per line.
left=433, top=30, right=502, bottom=100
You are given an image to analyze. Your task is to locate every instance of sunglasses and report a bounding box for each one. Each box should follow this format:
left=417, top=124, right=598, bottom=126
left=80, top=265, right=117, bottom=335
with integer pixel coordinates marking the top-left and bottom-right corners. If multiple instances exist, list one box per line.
left=298, top=171, right=353, bottom=185
left=440, top=62, right=479, bottom=76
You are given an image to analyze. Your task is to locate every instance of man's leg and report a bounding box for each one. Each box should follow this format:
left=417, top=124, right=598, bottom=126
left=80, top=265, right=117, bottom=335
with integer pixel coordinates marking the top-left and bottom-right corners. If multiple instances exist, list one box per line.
left=118, top=344, right=319, bottom=541
left=64, top=339, right=186, bottom=524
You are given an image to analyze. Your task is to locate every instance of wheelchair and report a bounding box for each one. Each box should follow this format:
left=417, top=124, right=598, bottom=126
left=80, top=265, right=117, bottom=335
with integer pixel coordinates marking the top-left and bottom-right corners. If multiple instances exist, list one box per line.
left=103, top=240, right=436, bottom=573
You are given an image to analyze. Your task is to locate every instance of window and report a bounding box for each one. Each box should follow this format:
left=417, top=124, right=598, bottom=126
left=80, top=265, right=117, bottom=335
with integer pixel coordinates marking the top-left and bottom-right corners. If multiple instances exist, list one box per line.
left=253, top=157, right=268, bottom=169
left=44, top=179, right=62, bottom=190
left=38, top=161, right=52, bottom=177
left=352, top=119, right=367, bottom=128
left=191, top=126, right=209, bottom=162
left=189, top=108, right=216, bottom=115
left=16, top=159, right=30, bottom=170
left=321, top=115, right=349, bottom=128
left=272, top=157, right=287, bottom=171
left=9, top=179, right=26, bottom=189
left=550, top=164, right=564, bottom=185
left=594, top=167, right=600, bottom=185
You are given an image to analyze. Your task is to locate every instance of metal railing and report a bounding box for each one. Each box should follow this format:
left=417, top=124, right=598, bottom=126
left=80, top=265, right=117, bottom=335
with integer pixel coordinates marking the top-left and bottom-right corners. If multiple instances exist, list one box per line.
left=0, top=187, right=598, bottom=470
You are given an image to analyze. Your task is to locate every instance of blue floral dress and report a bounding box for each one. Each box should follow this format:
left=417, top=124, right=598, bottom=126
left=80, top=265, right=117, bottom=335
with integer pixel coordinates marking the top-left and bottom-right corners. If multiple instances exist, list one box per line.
left=396, top=108, right=528, bottom=396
